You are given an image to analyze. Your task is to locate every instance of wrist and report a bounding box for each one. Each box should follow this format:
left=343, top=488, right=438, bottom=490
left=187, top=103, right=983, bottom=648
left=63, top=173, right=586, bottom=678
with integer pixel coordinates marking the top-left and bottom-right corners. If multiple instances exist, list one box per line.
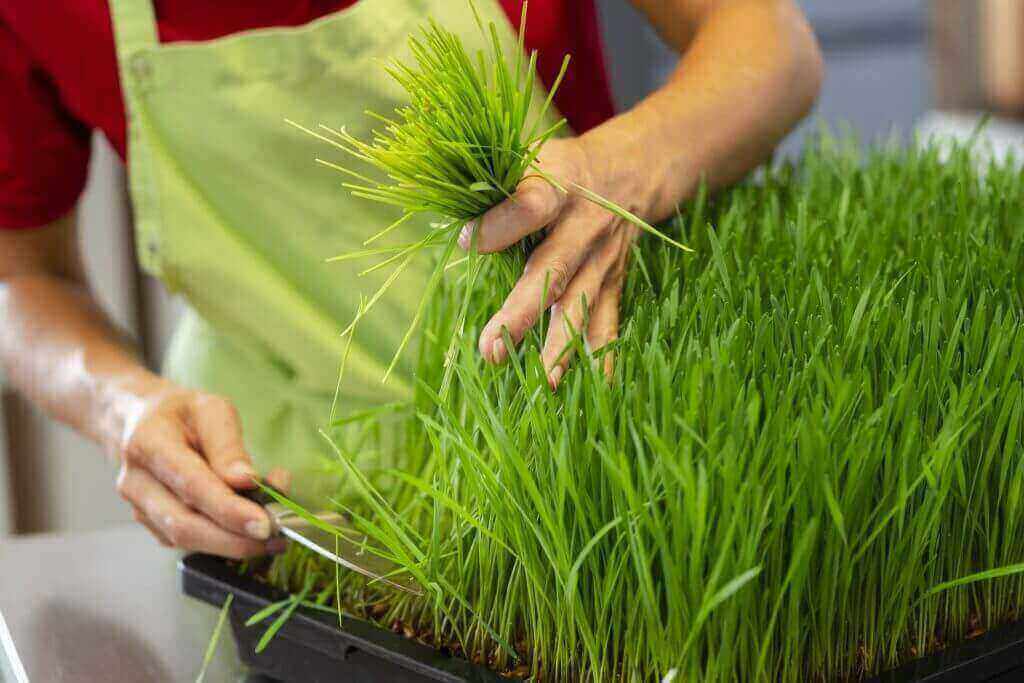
left=92, top=366, right=172, bottom=455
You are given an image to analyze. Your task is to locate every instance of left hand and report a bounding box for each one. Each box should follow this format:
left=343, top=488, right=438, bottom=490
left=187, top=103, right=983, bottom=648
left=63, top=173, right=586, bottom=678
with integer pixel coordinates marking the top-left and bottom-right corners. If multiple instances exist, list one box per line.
left=458, top=137, right=639, bottom=389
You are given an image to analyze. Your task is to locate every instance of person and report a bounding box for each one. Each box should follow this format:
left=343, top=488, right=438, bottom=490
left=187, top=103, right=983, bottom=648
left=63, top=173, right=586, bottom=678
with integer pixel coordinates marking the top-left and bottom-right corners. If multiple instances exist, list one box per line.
left=0, top=1, right=822, bottom=559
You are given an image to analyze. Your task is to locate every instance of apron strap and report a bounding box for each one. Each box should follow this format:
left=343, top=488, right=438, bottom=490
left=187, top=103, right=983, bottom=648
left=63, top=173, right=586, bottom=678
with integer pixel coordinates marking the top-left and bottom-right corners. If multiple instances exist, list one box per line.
left=106, top=0, right=166, bottom=281
left=107, top=0, right=159, bottom=83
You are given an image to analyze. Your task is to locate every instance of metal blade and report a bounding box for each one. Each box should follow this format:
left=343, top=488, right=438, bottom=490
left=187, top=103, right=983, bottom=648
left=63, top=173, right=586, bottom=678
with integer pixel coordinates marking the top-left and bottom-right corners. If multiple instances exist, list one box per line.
left=276, top=514, right=423, bottom=596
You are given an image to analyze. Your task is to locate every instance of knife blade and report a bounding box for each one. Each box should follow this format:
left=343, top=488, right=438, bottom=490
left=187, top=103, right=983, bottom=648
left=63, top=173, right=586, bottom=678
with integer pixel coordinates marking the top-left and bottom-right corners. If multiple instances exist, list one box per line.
left=245, top=487, right=423, bottom=596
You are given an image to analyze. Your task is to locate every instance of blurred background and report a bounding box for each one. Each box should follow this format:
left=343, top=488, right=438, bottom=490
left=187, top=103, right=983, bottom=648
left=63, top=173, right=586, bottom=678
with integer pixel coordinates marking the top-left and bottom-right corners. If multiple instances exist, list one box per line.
left=1, top=0, right=1022, bottom=537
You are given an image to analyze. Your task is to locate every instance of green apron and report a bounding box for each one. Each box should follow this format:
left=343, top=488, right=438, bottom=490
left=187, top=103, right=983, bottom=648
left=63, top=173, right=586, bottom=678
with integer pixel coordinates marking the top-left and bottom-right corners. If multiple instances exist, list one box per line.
left=107, top=0, right=556, bottom=503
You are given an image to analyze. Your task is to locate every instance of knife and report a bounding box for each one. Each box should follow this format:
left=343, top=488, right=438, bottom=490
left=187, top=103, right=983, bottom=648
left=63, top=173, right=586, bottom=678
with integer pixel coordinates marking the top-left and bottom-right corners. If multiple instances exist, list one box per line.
left=244, top=486, right=423, bottom=596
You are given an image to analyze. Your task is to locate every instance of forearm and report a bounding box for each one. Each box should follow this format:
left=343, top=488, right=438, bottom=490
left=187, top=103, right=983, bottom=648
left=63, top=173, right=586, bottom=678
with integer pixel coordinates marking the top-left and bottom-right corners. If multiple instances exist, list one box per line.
left=1, top=260, right=292, bottom=556
left=0, top=250, right=161, bottom=454
left=581, top=0, right=823, bottom=221
left=0, top=210, right=291, bottom=556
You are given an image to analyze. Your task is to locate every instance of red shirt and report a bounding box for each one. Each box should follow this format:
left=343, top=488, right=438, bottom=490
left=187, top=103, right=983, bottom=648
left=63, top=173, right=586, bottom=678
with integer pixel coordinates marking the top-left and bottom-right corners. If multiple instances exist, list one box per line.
left=0, top=1, right=615, bottom=229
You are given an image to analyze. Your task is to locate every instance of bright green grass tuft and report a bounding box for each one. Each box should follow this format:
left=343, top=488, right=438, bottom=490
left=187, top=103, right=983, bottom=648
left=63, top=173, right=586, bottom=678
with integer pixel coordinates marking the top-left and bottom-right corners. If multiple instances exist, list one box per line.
left=269, top=135, right=1024, bottom=681
left=289, top=1, right=687, bottom=381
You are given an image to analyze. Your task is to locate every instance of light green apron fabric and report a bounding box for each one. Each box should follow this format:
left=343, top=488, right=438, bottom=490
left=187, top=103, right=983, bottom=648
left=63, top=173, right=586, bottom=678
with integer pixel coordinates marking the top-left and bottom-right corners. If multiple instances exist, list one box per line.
left=107, top=0, right=557, bottom=503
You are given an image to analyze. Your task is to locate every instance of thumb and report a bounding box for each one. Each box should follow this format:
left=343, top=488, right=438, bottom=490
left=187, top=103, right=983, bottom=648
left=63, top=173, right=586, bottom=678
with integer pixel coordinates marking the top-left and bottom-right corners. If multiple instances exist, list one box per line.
left=459, top=175, right=565, bottom=254
left=190, top=394, right=257, bottom=489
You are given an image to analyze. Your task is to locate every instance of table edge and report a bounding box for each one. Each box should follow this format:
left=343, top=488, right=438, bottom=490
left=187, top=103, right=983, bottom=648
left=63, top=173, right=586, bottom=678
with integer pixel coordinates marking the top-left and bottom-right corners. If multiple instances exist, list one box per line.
left=0, top=608, right=29, bottom=683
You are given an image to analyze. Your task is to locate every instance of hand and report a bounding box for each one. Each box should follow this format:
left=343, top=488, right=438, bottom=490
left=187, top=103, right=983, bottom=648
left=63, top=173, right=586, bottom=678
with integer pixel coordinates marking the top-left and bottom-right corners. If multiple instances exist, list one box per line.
left=459, top=137, right=638, bottom=388
left=113, top=380, right=291, bottom=558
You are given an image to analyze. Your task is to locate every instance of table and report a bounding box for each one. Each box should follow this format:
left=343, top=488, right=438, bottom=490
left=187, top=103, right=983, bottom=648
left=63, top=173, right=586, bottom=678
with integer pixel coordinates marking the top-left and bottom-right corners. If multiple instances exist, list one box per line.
left=0, top=525, right=273, bottom=683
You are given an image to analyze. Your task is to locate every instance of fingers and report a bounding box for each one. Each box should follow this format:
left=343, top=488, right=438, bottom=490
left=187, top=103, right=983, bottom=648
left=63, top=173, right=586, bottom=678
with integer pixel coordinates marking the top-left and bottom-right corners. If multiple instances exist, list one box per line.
left=265, top=467, right=292, bottom=494
left=119, top=467, right=284, bottom=559
left=188, top=394, right=294, bottom=532
left=540, top=238, right=617, bottom=387
left=588, top=271, right=624, bottom=380
left=459, top=176, right=565, bottom=253
left=190, top=394, right=256, bottom=489
left=588, top=227, right=630, bottom=355
left=128, top=422, right=273, bottom=541
left=478, top=208, right=609, bottom=363
left=132, top=505, right=172, bottom=547
left=117, top=389, right=294, bottom=559
left=541, top=226, right=629, bottom=387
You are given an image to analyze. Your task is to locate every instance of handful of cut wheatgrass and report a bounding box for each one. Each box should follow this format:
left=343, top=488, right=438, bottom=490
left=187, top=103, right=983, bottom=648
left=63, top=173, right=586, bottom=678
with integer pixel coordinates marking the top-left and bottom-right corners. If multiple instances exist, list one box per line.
left=288, top=0, right=689, bottom=381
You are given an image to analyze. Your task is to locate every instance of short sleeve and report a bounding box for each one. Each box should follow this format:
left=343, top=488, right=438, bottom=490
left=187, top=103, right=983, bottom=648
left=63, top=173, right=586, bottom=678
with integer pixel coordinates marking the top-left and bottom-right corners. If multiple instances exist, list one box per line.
left=0, top=18, right=90, bottom=229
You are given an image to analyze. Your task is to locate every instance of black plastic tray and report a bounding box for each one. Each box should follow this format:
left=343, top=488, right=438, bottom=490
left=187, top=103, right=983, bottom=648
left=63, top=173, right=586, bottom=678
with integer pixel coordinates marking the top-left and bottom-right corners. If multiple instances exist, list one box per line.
left=866, top=619, right=1024, bottom=682
left=181, top=553, right=1024, bottom=682
left=180, top=553, right=510, bottom=683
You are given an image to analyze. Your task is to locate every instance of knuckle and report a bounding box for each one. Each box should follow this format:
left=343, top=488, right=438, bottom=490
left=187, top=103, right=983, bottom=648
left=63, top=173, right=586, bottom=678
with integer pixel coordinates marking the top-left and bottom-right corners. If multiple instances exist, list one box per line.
left=518, top=308, right=539, bottom=331
left=162, top=515, right=193, bottom=548
left=195, top=393, right=235, bottom=418
left=517, top=183, right=558, bottom=224
left=517, top=307, right=540, bottom=333
left=194, top=394, right=243, bottom=441
left=124, top=419, right=176, bottom=465
left=177, top=471, right=203, bottom=507
left=587, top=209, right=616, bottom=234
left=546, top=259, right=572, bottom=297
left=122, top=440, right=147, bottom=466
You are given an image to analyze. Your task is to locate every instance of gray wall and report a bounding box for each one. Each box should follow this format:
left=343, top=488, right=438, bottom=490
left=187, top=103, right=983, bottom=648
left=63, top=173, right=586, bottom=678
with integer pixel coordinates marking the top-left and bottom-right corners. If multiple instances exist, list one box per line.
left=2, top=137, right=136, bottom=534
left=596, top=0, right=930, bottom=155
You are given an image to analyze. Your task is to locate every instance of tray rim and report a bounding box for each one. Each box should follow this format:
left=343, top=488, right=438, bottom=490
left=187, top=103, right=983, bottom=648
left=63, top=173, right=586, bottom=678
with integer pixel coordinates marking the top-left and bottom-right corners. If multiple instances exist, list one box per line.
left=180, top=553, right=513, bottom=683
left=866, top=615, right=1024, bottom=682
left=181, top=553, right=1024, bottom=683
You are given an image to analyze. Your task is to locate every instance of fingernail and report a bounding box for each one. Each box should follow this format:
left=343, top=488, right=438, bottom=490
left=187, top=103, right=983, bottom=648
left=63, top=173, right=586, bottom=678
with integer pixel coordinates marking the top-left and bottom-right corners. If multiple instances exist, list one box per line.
left=491, top=339, right=507, bottom=364
left=230, top=461, right=256, bottom=482
left=266, top=538, right=288, bottom=555
left=458, top=220, right=477, bottom=250
left=245, top=517, right=271, bottom=541
left=548, top=366, right=564, bottom=389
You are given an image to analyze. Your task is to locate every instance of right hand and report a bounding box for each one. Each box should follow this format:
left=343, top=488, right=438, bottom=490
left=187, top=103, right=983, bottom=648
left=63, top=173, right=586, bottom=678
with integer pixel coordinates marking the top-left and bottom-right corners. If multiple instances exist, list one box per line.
left=113, top=381, right=290, bottom=559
